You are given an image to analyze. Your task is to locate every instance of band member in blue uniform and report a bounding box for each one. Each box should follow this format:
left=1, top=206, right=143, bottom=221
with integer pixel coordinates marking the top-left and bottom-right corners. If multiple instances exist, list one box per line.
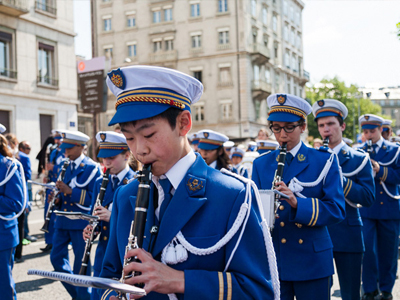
left=223, top=140, right=234, bottom=155
left=100, top=65, right=276, bottom=300
left=252, top=93, right=346, bottom=300
left=188, top=132, right=199, bottom=152
left=381, top=119, right=393, bottom=141
left=0, top=124, right=25, bottom=300
left=312, top=99, right=375, bottom=300
left=229, top=147, right=248, bottom=178
left=82, top=131, right=135, bottom=300
left=42, top=130, right=65, bottom=252
left=256, top=140, right=279, bottom=155
left=358, top=114, right=400, bottom=300
left=50, top=130, right=101, bottom=300
left=197, top=130, right=237, bottom=173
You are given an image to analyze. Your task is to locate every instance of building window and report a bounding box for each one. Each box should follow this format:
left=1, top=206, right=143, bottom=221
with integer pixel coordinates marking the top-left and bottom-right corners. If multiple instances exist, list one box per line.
left=289, top=5, right=294, bottom=21
left=283, top=0, right=288, bottom=15
left=297, top=33, right=301, bottom=49
left=218, top=0, right=228, bottom=13
left=262, top=6, right=268, bottom=25
left=285, top=51, right=290, bottom=68
left=164, top=8, right=173, bottom=21
left=219, top=66, right=232, bottom=84
left=251, top=0, right=257, bottom=17
left=104, top=46, right=113, bottom=59
left=272, top=15, right=277, bottom=32
left=191, top=34, right=202, bottom=48
left=191, top=3, right=200, bottom=17
left=253, top=64, right=260, bottom=81
left=287, top=81, right=291, bottom=93
left=275, top=72, right=280, bottom=89
left=218, top=31, right=229, bottom=44
left=193, top=70, right=202, bottom=82
left=153, top=10, right=161, bottom=23
left=265, top=68, right=271, bottom=83
left=127, top=44, right=136, bottom=57
left=0, top=31, right=16, bottom=79
left=153, top=41, right=162, bottom=52
left=38, top=42, right=56, bottom=86
left=165, top=39, right=174, bottom=51
left=193, top=103, right=204, bottom=122
left=220, top=100, right=232, bottom=121
left=127, top=14, right=136, bottom=28
left=103, top=18, right=112, bottom=31
left=290, top=28, right=295, bottom=45
left=293, top=85, right=297, bottom=96
left=35, top=0, right=57, bottom=15
left=284, top=23, right=289, bottom=41
left=274, top=44, right=278, bottom=58
left=263, top=35, right=268, bottom=47
left=291, top=55, right=297, bottom=72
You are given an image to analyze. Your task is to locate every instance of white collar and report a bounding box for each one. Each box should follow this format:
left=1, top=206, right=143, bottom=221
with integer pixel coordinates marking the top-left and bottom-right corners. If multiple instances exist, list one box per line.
left=72, top=154, right=85, bottom=167
left=332, top=140, right=346, bottom=155
left=288, top=141, right=302, bottom=157
left=375, top=137, right=384, bottom=148
left=209, top=160, right=217, bottom=169
left=113, top=165, right=130, bottom=183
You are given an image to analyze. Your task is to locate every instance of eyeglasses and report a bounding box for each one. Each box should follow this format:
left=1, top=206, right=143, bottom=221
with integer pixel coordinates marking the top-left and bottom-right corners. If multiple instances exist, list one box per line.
left=269, top=124, right=301, bottom=133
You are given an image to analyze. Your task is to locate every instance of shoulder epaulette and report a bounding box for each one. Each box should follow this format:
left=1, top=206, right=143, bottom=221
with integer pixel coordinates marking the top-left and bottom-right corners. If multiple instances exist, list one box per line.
left=356, top=148, right=366, bottom=154
left=253, top=150, right=272, bottom=161
left=317, top=146, right=330, bottom=152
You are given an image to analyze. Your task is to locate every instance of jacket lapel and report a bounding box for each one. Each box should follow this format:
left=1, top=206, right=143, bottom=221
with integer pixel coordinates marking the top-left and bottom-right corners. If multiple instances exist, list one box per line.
left=337, top=144, right=350, bottom=168
left=375, top=140, right=389, bottom=162
left=283, top=143, right=309, bottom=183
left=152, top=155, right=208, bottom=257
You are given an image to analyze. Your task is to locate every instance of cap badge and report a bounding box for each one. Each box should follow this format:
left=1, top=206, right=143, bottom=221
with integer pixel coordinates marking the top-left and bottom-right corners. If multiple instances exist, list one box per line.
left=317, top=100, right=325, bottom=107
left=123, top=178, right=128, bottom=185
left=203, top=132, right=209, bottom=139
left=277, top=94, right=287, bottom=105
left=100, top=133, right=106, bottom=142
left=108, top=68, right=126, bottom=89
left=365, top=115, right=370, bottom=121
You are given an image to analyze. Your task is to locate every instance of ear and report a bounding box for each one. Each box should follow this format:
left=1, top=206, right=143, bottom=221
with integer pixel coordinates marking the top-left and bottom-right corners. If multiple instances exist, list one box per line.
left=341, top=122, right=346, bottom=132
left=177, top=110, right=192, bottom=136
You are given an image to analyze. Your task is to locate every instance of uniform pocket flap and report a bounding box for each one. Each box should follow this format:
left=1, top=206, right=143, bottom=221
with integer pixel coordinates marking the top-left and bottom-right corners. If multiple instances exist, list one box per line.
left=313, top=236, right=333, bottom=253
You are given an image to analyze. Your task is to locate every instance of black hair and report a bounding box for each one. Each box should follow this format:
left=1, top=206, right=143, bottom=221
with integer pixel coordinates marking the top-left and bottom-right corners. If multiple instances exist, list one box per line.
left=315, top=115, right=344, bottom=126
left=216, top=146, right=233, bottom=169
left=119, top=107, right=181, bottom=130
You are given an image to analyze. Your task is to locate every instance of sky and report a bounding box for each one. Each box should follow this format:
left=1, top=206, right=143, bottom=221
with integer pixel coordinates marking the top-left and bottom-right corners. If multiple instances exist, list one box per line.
left=73, top=0, right=400, bottom=88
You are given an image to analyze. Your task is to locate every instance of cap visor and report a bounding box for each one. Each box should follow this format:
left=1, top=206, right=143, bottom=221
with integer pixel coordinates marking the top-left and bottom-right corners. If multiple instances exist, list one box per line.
left=60, top=143, right=78, bottom=149
left=362, top=124, right=380, bottom=130
left=268, top=112, right=302, bottom=122
left=314, top=111, right=341, bottom=120
left=98, top=149, right=125, bottom=158
left=198, top=143, right=220, bottom=150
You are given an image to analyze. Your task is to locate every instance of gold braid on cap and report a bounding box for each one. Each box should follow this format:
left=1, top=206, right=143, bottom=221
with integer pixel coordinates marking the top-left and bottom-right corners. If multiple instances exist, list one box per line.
left=268, top=105, right=307, bottom=119
left=315, top=108, right=343, bottom=117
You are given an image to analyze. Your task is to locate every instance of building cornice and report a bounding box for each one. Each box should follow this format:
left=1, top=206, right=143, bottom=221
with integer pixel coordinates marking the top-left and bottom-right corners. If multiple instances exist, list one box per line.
left=19, top=16, right=76, bottom=37
left=0, top=89, right=79, bottom=105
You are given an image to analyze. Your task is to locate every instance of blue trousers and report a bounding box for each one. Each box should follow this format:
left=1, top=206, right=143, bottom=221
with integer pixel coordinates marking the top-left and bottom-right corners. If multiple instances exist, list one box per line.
left=333, top=251, right=363, bottom=300
left=0, top=247, right=17, bottom=300
left=44, top=190, right=55, bottom=245
left=50, top=228, right=91, bottom=300
left=280, top=276, right=331, bottom=300
left=362, top=218, right=400, bottom=293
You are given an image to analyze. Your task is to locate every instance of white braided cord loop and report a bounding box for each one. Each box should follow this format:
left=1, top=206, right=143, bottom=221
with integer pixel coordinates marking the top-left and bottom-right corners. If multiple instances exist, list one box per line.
left=378, top=146, right=400, bottom=166
left=342, top=155, right=369, bottom=177
left=0, top=158, right=27, bottom=221
left=70, top=164, right=101, bottom=189
left=374, top=146, right=400, bottom=199
left=381, top=182, right=400, bottom=199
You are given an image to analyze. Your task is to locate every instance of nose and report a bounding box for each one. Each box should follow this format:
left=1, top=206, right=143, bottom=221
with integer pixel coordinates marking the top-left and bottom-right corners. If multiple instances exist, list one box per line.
left=135, top=141, right=149, bottom=159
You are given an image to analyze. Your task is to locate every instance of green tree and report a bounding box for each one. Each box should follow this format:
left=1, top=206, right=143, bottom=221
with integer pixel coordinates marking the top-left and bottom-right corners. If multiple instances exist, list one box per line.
left=397, top=22, right=400, bottom=38
left=306, top=77, right=387, bottom=142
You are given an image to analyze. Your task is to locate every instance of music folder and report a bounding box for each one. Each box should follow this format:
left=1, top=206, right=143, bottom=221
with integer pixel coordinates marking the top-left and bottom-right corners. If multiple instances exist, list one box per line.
left=54, top=211, right=99, bottom=222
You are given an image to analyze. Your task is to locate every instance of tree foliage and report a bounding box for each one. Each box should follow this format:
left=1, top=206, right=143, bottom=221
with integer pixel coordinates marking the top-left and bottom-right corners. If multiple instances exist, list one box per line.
left=305, top=77, right=385, bottom=142
left=397, top=22, right=400, bottom=38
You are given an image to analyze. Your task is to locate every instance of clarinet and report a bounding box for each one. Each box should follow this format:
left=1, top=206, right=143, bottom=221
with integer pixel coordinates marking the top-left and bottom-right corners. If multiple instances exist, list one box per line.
left=41, top=159, right=70, bottom=233
left=272, top=142, right=287, bottom=229
left=367, top=139, right=373, bottom=155
left=118, top=164, right=152, bottom=300
left=79, top=169, right=110, bottom=275
left=323, top=137, right=329, bottom=147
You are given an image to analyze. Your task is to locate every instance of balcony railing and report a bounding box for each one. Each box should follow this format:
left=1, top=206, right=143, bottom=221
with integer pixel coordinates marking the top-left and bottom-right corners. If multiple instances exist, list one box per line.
left=35, top=0, right=57, bottom=15
left=0, top=68, right=17, bottom=79
left=0, top=0, right=28, bottom=16
left=250, top=43, right=270, bottom=64
left=148, top=50, right=178, bottom=63
left=251, top=79, right=272, bottom=99
left=37, top=75, right=58, bottom=87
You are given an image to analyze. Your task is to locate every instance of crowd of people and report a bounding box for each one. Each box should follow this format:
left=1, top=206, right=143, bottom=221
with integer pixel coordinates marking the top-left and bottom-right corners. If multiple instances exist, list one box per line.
left=1, top=65, right=399, bottom=300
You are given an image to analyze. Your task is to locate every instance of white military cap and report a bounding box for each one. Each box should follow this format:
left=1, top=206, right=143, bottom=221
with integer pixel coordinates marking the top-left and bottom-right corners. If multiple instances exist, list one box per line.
left=197, top=129, right=229, bottom=150
left=247, top=141, right=257, bottom=152
left=382, top=119, right=393, bottom=132
left=312, top=99, right=348, bottom=120
left=267, top=93, right=312, bottom=122
left=359, top=114, right=384, bottom=129
left=396, top=129, right=400, bottom=136
left=230, top=147, right=245, bottom=158
left=257, top=140, right=279, bottom=154
left=59, top=130, right=90, bottom=149
left=342, top=137, right=353, bottom=145
left=223, top=141, right=235, bottom=149
left=0, top=123, right=6, bottom=133
left=96, top=131, right=129, bottom=158
left=107, top=65, right=203, bottom=125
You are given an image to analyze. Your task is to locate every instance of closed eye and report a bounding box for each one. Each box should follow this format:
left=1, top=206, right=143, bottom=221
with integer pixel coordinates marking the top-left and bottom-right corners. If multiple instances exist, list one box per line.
left=144, top=132, right=155, bottom=138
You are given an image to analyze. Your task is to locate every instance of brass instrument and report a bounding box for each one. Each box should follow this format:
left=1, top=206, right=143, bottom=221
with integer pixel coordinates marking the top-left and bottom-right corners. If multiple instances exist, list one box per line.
left=271, top=142, right=287, bottom=230
left=118, top=164, right=152, bottom=300
left=79, top=169, right=110, bottom=275
left=323, top=137, right=329, bottom=147
left=41, top=159, right=70, bottom=233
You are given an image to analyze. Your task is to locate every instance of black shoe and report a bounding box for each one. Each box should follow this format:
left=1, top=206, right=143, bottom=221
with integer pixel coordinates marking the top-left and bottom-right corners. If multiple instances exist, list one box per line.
left=362, top=290, right=379, bottom=300
left=25, top=235, right=37, bottom=242
left=381, top=291, right=393, bottom=300
left=15, top=257, right=24, bottom=263
left=40, top=244, right=52, bottom=252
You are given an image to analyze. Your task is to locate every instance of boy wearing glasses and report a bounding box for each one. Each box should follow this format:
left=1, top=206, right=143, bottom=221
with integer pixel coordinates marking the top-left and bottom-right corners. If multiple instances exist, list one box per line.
left=252, top=94, right=346, bottom=300
left=313, top=99, right=375, bottom=300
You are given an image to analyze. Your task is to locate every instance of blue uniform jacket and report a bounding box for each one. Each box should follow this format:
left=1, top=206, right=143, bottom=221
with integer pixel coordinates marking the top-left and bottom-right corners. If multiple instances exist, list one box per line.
left=360, top=139, right=400, bottom=220
left=18, top=151, right=31, bottom=182
left=0, top=154, right=25, bottom=250
left=100, top=154, right=274, bottom=300
left=252, top=142, right=346, bottom=281
left=328, top=143, right=375, bottom=253
left=48, top=148, right=65, bottom=183
left=90, top=169, right=135, bottom=274
left=55, top=156, right=101, bottom=230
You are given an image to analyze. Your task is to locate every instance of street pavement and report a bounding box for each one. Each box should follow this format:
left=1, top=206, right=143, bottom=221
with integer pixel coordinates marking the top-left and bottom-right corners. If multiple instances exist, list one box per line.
left=13, top=202, right=400, bottom=300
